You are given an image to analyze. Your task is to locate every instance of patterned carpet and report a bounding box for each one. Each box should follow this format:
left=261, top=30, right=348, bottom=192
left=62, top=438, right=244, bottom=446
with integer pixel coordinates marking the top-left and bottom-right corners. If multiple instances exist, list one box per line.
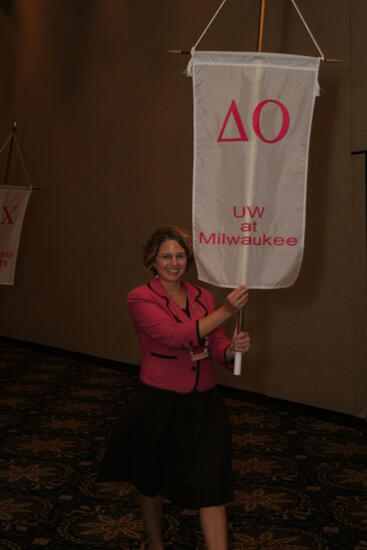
left=0, top=338, right=366, bottom=549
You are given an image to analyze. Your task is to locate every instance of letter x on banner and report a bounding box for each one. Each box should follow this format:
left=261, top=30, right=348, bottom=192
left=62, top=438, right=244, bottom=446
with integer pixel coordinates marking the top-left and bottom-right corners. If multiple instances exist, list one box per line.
left=191, top=51, right=321, bottom=288
left=0, top=186, right=32, bottom=285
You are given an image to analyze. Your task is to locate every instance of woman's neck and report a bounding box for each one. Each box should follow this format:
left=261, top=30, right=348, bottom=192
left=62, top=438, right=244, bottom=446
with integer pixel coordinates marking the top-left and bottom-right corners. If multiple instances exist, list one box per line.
left=159, top=279, right=187, bottom=307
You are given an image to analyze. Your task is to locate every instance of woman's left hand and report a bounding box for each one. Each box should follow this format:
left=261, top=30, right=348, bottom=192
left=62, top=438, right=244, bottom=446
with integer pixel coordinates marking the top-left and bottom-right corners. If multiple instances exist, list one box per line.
left=231, top=327, right=251, bottom=355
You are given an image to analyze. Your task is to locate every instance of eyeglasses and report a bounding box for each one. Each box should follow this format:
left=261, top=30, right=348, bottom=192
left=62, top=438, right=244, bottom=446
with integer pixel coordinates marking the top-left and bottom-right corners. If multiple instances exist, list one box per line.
left=156, top=253, right=187, bottom=262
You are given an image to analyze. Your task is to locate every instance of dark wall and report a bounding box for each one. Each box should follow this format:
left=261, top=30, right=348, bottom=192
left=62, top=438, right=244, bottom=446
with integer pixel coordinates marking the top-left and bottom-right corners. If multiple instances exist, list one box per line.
left=0, top=0, right=366, bottom=416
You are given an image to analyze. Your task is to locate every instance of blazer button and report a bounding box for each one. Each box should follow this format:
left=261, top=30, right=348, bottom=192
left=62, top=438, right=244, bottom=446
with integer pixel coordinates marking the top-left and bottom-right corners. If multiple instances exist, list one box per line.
left=191, top=366, right=197, bottom=371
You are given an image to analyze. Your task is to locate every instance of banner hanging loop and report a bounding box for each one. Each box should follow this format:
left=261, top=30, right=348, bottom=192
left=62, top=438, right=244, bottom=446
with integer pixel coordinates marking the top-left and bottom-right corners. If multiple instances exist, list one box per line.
left=290, top=0, right=325, bottom=60
left=192, top=0, right=228, bottom=52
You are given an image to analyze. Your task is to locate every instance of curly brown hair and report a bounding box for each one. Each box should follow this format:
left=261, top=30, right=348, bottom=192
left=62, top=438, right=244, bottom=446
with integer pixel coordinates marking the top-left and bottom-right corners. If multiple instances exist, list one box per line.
left=143, top=226, right=193, bottom=272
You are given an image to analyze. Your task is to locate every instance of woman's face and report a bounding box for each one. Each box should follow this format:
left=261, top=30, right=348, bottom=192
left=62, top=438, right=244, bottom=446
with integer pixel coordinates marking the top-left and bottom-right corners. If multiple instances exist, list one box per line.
left=153, top=239, right=188, bottom=285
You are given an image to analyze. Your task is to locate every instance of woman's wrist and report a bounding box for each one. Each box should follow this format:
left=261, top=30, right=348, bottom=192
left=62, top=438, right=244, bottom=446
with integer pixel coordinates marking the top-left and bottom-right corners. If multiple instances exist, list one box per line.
left=219, top=304, right=236, bottom=323
left=225, top=344, right=235, bottom=363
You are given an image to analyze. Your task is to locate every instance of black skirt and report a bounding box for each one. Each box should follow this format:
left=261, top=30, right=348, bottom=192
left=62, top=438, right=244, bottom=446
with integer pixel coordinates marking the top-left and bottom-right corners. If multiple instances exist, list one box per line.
left=98, top=382, right=233, bottom=508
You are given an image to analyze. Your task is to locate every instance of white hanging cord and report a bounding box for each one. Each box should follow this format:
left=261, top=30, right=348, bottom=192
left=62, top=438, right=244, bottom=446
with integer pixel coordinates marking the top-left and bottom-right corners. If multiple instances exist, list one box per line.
left=14, top=136, right=32, bottom=188
left=290, top=0, right=325, bottom=60
left=0, top=134, right=12, bottom=156
left=192, top=0, right=228, bottom=51
left=193, top=0, right=324, bottom=58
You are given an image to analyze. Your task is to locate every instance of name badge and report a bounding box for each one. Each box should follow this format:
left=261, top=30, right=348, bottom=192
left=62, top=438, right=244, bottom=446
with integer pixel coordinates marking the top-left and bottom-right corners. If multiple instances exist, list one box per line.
left=190, top=350, right=209, bottom=362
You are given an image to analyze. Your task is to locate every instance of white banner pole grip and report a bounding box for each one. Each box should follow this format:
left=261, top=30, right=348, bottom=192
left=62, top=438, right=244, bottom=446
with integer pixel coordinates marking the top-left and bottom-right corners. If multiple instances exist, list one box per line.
left=233, top=351, right=242, bottom=376
left=233, top=306, right=245, bottom=376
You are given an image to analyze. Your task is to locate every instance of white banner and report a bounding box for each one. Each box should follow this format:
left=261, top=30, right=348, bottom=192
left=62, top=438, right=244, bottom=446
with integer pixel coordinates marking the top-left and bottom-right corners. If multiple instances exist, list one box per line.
left=0, top=186, right=32, bottom=285
left=191, top=52, right=320, bottom=288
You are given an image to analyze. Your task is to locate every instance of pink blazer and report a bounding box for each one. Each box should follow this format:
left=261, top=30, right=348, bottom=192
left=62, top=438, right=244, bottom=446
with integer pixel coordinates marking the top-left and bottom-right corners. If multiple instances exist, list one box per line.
left=127, top=277, right=233, bottom=393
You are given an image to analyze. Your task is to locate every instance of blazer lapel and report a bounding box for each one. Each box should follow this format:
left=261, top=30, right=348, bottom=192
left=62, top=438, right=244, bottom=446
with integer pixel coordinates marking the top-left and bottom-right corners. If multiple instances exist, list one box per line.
left=148, top=277, right=193, bottom=323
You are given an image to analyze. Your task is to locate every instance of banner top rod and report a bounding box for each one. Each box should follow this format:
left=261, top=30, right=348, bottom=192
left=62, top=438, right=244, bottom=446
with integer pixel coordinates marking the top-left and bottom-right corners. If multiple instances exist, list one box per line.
left=166, top=50, right=340, bottom=63
left=169, top=0, right=339, bottom=63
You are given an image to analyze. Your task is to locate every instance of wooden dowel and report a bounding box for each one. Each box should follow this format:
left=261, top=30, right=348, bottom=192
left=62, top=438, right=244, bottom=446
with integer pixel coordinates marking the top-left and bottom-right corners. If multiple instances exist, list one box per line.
left=166, top=49, right=191, bottom=55
left=257, top=0, right=266, bottom=52
left=321, top=58, right=341, bottom=63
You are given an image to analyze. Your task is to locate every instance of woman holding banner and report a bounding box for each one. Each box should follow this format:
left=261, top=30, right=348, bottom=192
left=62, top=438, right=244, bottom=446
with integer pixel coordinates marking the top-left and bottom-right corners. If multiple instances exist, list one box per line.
left=99, top=226, right=250, bottom=550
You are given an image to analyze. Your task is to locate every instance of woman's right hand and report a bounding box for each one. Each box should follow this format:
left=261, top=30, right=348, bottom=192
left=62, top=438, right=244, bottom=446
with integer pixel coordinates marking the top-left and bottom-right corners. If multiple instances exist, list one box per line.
left=223, top=285, right=249, bottom=316
left=197, top=284, right=249, bottom=340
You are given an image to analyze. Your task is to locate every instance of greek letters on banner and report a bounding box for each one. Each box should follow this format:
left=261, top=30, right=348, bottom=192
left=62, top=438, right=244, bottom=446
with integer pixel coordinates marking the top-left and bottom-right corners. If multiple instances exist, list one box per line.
left=0, top=186, right=32, bottom=285
left=191, top=52, right=320, bottom=288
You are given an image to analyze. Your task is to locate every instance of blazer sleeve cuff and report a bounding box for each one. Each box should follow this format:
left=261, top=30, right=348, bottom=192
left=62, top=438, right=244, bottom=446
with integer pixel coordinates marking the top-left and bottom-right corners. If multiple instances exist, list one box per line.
left=196, top=319, right=206, bottom=347
left=224, top=344, right=234, bottom=371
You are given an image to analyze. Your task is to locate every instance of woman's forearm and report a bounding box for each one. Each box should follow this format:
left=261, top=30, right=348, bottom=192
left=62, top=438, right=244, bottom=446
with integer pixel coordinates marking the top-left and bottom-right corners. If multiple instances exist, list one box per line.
left=197, top=285, right=248, bottom=340
left=197, top=306, right=233, bottom=339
